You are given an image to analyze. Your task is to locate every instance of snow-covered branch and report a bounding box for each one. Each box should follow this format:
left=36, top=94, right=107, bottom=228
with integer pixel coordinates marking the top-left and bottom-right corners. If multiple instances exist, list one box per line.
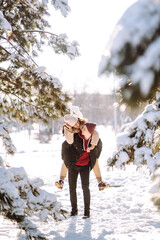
left=12, top=30, right=80, bottom=60
left=51, top=0, right=71, bottom=17
left=108, top=97, right=160, bottom=172
left=0, top=11, right=12, bottom=31
left=99, top=0, right=160, bottom=104
left=0, top=0, right=79, bottom=125
left=0, top=166, right=67, bottom=239
left=0, top=123, right=16, bottom=155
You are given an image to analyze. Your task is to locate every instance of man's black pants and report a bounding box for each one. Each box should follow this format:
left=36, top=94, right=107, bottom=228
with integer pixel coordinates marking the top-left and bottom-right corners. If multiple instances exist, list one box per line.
left=68, top=164, right=90, bottom=215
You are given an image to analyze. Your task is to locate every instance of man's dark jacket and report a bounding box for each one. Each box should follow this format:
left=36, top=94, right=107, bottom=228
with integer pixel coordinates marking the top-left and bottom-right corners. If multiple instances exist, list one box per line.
left=62, top=133, right=102, bottom=169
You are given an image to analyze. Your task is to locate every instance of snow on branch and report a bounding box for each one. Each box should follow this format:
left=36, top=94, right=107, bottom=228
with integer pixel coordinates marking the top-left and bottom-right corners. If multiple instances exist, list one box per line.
left=0, top=0, right=77, bottom=124
left=99, top=0, right=160, bottom=104
left=0, top=122, right=16, bottom=155
left=0, top=11, right=12, bottom=31
left=48, top=33, right=80, bottom=60
left=32, top=66, right=62, bottom=88
left=0, top=166, right=67, bottom=239
left=12, top=30, right=80, bottom=60
left=107, top=98, right=160, bottom=172
left=51, top=0, right=71, bottom=17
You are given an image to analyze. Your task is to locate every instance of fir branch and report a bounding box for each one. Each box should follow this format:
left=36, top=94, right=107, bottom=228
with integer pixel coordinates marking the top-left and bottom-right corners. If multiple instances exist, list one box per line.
left=0, top=67, right=8, bottom=73
left=0, top=35, right=38, bottom=66
left=0, top=45, right=10, bottom=55
left=0, top=87, right=43, bottom=111
left=14, top=29, right=58, bottom=38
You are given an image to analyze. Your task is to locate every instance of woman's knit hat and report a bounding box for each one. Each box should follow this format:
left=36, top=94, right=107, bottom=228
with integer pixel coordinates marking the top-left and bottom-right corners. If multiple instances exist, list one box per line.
left=85, top=122, right=96, bottom=134
left=64, top=114, right=78, bottom=127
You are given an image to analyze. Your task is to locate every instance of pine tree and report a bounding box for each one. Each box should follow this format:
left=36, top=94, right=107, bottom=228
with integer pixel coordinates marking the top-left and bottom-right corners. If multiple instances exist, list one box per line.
left=107, top=96, right=160, bottom=211
left=98, top=0, right=160, bottom=211
left=0, top=1, right=79, bottom=237
left=0, top=0, right=79, bottom=126
left=107, top=96, right=160, bottom=171
left=99, top=0, right=160, bottom=105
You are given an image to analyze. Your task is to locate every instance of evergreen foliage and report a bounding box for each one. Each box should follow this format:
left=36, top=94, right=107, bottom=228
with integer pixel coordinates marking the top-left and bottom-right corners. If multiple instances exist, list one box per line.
left=107, top=96, right=160, bottom=211
left=0, top=166, right=68, bottom=239
left=98, top=0, right=160, bottom=211
left=99, top=0, right=160, bottom=105
left=0, top=0, right=77, bottom=234
left=0, top=0, right=79, bottom=126
left=107, top=98, right=160, bottom=172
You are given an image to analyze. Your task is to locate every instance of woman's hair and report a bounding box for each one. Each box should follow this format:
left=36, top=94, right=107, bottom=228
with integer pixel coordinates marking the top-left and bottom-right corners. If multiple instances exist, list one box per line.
left=78, top=118, right=86, bottom=125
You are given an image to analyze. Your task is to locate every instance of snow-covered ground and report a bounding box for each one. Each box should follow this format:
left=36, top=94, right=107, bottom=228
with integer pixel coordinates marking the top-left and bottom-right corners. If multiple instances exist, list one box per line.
left=0, top=126, right=160, bottom=240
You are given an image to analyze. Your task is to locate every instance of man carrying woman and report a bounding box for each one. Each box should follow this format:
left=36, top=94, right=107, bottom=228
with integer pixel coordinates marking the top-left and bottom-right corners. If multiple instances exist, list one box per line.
left=55, top=113, right=109, bottom=218
left=55, top=114, right=108, bottom=191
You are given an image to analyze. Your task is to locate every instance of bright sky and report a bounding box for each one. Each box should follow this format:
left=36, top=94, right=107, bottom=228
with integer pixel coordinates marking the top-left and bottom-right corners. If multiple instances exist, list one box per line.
left=39, top=0, right=136, bottom=94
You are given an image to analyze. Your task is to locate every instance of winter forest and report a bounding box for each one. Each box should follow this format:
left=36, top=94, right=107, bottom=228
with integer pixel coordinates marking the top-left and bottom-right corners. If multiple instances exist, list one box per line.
left=0, top=0, right=160, bottom=239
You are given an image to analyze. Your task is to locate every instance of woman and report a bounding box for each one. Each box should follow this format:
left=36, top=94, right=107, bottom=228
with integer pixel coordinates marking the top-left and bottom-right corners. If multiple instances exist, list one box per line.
left=55, top=114, right=108, bottom=191
left=62, top=122, right=104, bottom=218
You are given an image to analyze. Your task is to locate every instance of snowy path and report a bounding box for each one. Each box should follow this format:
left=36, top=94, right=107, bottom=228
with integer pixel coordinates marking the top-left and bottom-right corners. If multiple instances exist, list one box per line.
left=1, top=127, right=160, bottom=240
left=52, top=167, right=160, bottom=240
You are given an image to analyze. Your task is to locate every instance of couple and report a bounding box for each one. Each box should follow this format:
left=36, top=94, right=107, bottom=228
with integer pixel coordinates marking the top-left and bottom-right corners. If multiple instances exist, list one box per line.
left=55, top=114, right=109, bottom=219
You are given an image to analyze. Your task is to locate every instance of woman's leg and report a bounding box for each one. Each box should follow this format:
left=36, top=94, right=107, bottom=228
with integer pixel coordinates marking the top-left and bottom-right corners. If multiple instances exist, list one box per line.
left=92, top=159, right=102, bottom=183
left=80, top=165, right=90, bottom=217
left=68, top=167, right=79, bottom=215
left=92, top=159, right=110, bottom=191
left=55, top=162, right=67, bottom=189
left=60, top=162, right=68, bottom=181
